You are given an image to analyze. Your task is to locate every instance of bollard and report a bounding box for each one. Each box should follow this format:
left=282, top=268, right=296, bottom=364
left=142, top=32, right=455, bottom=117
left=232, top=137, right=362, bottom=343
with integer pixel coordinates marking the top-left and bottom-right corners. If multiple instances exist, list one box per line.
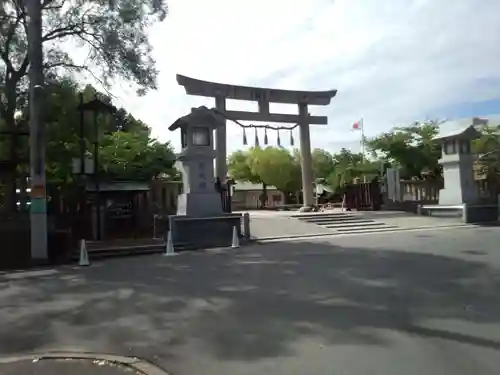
left=164, top=230, right=176, bottom=256
left=78, top=239, right=90, bottom=266
left=231, top=226, right=240, bottom=248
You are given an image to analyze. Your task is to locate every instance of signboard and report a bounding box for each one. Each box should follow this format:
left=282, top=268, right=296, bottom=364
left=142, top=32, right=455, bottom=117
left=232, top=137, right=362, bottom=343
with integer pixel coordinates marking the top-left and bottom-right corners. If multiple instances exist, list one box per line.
left=30, top=198, right=47, bottom=214
left=30, top=184, right=45, bottom=199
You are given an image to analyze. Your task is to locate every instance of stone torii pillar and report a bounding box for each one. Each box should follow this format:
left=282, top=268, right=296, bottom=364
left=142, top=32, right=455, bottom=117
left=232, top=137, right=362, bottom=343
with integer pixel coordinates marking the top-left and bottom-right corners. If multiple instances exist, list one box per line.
left=298, top=102, right=314, bottom=209
left=214, top=96, right=227, bottom=180
left=176, top=74, right=337, bottom=211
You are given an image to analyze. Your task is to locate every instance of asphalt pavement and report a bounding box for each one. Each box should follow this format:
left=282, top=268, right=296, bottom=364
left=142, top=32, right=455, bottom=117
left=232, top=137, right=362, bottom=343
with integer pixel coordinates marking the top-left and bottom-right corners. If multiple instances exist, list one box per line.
left=1, top=225, right=500, bottom=375
left=0, top=358, right=133, bottom=375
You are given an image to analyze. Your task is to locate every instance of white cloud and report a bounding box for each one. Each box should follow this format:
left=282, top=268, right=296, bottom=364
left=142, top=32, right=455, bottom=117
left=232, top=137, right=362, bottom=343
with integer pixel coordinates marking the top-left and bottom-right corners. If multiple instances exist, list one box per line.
left=111, top=0, right=500, bottom=154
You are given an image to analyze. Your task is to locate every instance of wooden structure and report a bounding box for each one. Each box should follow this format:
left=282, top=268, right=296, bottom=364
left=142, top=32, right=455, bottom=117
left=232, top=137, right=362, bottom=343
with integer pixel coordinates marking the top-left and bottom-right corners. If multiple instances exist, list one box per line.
left=50, top=180, right=182, bottom=242
left=231, top=181, right=285, bottom=210
left=343, top=179, right=382, bottom=211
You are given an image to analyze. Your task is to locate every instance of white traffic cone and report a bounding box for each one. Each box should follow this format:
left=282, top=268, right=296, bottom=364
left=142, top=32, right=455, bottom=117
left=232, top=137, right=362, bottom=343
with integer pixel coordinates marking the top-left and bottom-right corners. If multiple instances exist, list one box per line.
left=231, top=226, right=239, bottom=248
left=78, top=239, right=90, bottom=266
left=164, top=231, right=176, bottom=256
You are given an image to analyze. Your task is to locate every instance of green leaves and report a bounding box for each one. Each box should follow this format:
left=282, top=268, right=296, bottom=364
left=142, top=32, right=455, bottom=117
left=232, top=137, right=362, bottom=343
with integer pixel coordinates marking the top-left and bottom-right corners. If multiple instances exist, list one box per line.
left=228, top=147, right=301, bottom=193
left=1, top=0, right=168, bottom=130
left=227, top=149, right=260, bottom=184
left=3, top=78, right=175, bottom=185
left=99, top=131, right=175, bottom=181
left=364, top=121, right=441, bottom=179
left=228, top=146, right=382, bottom=194
left=248, top=147, right=301, bottom=193
left=472, top=124, right=500, bottom=191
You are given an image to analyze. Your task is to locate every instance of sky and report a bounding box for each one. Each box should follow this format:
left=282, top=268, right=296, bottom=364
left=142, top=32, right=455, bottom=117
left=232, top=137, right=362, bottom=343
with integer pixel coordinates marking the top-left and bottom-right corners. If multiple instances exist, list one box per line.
left=108, top=0, right=500, bottom=154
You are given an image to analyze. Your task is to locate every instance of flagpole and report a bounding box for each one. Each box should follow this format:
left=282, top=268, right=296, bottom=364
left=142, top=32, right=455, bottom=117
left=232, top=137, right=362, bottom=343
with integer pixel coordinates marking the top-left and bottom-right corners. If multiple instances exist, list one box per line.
left=360, top=118, right=366, bottom=182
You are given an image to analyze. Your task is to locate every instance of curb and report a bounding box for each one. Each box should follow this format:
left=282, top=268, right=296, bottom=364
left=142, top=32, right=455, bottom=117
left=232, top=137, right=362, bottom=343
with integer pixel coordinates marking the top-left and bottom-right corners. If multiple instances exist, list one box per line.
left=251, top=223, right=478, bottom=243
left=0, top=352, right=170, bottom=375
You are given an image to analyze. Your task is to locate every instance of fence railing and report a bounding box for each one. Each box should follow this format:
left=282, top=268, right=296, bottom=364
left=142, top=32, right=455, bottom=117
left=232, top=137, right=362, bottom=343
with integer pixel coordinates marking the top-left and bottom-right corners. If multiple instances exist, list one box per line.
left=399, top=180, right=441, bottom=202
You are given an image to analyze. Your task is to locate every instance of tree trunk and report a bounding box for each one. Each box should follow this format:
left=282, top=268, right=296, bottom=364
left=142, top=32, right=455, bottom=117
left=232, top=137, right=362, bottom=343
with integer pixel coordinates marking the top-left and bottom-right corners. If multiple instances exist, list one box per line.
left=259, top=182, right=268, bottom=209
left=1, top=74, right=24, bottom=213
left=4, top=118, right=18, bottom=213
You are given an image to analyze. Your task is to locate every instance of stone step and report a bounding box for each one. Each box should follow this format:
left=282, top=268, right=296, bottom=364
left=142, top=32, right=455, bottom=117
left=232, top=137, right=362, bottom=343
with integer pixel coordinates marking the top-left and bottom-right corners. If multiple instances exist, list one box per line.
left=72, top=242, right=187, bottom=261
left=298, top=216, right=373, bottom=224
left=292, top=213, right=349, bottom=220
left=335, top=225, right=400, bottom=233
left=325, top=221, right=391, bottom=229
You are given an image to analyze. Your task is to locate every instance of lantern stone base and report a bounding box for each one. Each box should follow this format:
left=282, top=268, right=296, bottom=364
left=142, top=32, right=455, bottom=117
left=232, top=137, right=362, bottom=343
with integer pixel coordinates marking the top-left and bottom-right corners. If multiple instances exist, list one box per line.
left=176, top=192, right=223, bottom=217
left=299, top=205, right=313, bottom=212
left=463, top=203, right=498, bottom=223
left=167, top=214, right=243, bottom=250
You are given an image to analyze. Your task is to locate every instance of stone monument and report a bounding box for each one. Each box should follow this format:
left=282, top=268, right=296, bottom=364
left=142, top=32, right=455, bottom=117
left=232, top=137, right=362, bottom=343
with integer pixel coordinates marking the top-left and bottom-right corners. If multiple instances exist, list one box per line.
left=168, top=106, right=243, bottom=249
left=176, top=74, right=337, bottom=211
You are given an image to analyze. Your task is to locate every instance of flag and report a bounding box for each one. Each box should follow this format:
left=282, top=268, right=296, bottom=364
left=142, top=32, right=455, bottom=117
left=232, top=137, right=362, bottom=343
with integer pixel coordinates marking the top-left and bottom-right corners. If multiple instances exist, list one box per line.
left=352, top=119, right=363, bottom=131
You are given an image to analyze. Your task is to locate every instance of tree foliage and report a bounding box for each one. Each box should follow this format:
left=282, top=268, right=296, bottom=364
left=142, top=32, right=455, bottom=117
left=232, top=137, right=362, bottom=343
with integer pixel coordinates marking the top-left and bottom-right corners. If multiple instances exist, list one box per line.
left=247, top=147, right=301, bottom=193
left=227, top=149, right=261, bottom=184
left=227, top=122, right=445, bottom=198
left=1, top=77, right=175, bottom=186
left=364, top=121, right=442, bottom=179
left=228, top=146, right=384, bottom=195
left=472, top=124, right=500, bottom=191
left=311, top=148, right=334, bottom=181
left=100, top=131, right=175, bottom=182
left=0, top=0, right=168, bottom=130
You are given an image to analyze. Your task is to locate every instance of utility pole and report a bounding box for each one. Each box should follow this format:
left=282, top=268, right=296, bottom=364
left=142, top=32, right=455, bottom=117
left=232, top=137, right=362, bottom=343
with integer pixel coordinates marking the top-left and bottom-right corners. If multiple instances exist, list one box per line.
left=26, top=0, right=48, bottom=260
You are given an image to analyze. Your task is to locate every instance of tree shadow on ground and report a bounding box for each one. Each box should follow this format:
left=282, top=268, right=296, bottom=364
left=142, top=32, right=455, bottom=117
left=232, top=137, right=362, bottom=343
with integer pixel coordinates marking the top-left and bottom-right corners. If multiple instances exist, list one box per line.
left=1, top=240, right=500, bottom=364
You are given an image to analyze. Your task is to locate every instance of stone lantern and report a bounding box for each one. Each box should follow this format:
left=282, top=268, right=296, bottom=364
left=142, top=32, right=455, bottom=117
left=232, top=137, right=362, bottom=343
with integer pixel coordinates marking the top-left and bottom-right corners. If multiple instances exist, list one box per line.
left=168, top=106, right=244, bottom=249
left=434, top=123, right=480, bottom=206
left=169, top=106, right=223, bottom=216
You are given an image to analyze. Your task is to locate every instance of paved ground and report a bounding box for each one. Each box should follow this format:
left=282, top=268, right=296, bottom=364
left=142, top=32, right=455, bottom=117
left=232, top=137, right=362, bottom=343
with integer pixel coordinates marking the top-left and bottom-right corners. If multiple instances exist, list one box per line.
left=1, top=225, right=500, bottom=375
left=248, top=213, right=333, bottom=238
left=248, top=209, right=470, bottom=239
left=0, top=358, right=133, bottom=375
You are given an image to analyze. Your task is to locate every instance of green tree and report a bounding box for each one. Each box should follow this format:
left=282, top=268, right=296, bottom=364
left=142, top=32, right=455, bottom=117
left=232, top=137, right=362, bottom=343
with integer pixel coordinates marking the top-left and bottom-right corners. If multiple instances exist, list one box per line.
left=227, top=149, right=261, bottom=184
left=8, top=78, right=175, bottom=186
left=228, top=148, right=270, bottom=207
left=311, top=148, right=334, bottom=181
left=247, top=147, right=301, bottom=194
left=99, top=131, right=175, bottom=181
left=364, top=121, right=441, bottom=179
left=0, top=0, right=168, bottom=210
left=472, top=124, right=500, bottom=194
left=1, top=0, right=167, bottom=125
left=316, top=148, right=383, bottom=191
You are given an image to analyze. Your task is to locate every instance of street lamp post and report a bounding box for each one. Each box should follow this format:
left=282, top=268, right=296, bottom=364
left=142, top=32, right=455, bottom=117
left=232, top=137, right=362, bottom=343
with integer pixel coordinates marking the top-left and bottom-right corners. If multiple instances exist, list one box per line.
left=26, top=0, right=48, bottom=260
left=76, top=95, right=117, bottom=240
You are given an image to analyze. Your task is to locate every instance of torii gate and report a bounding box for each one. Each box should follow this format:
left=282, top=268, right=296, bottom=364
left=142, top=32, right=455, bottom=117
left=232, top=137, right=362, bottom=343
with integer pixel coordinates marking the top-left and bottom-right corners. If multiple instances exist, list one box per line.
left=176, top=74, right=337, bottom=212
